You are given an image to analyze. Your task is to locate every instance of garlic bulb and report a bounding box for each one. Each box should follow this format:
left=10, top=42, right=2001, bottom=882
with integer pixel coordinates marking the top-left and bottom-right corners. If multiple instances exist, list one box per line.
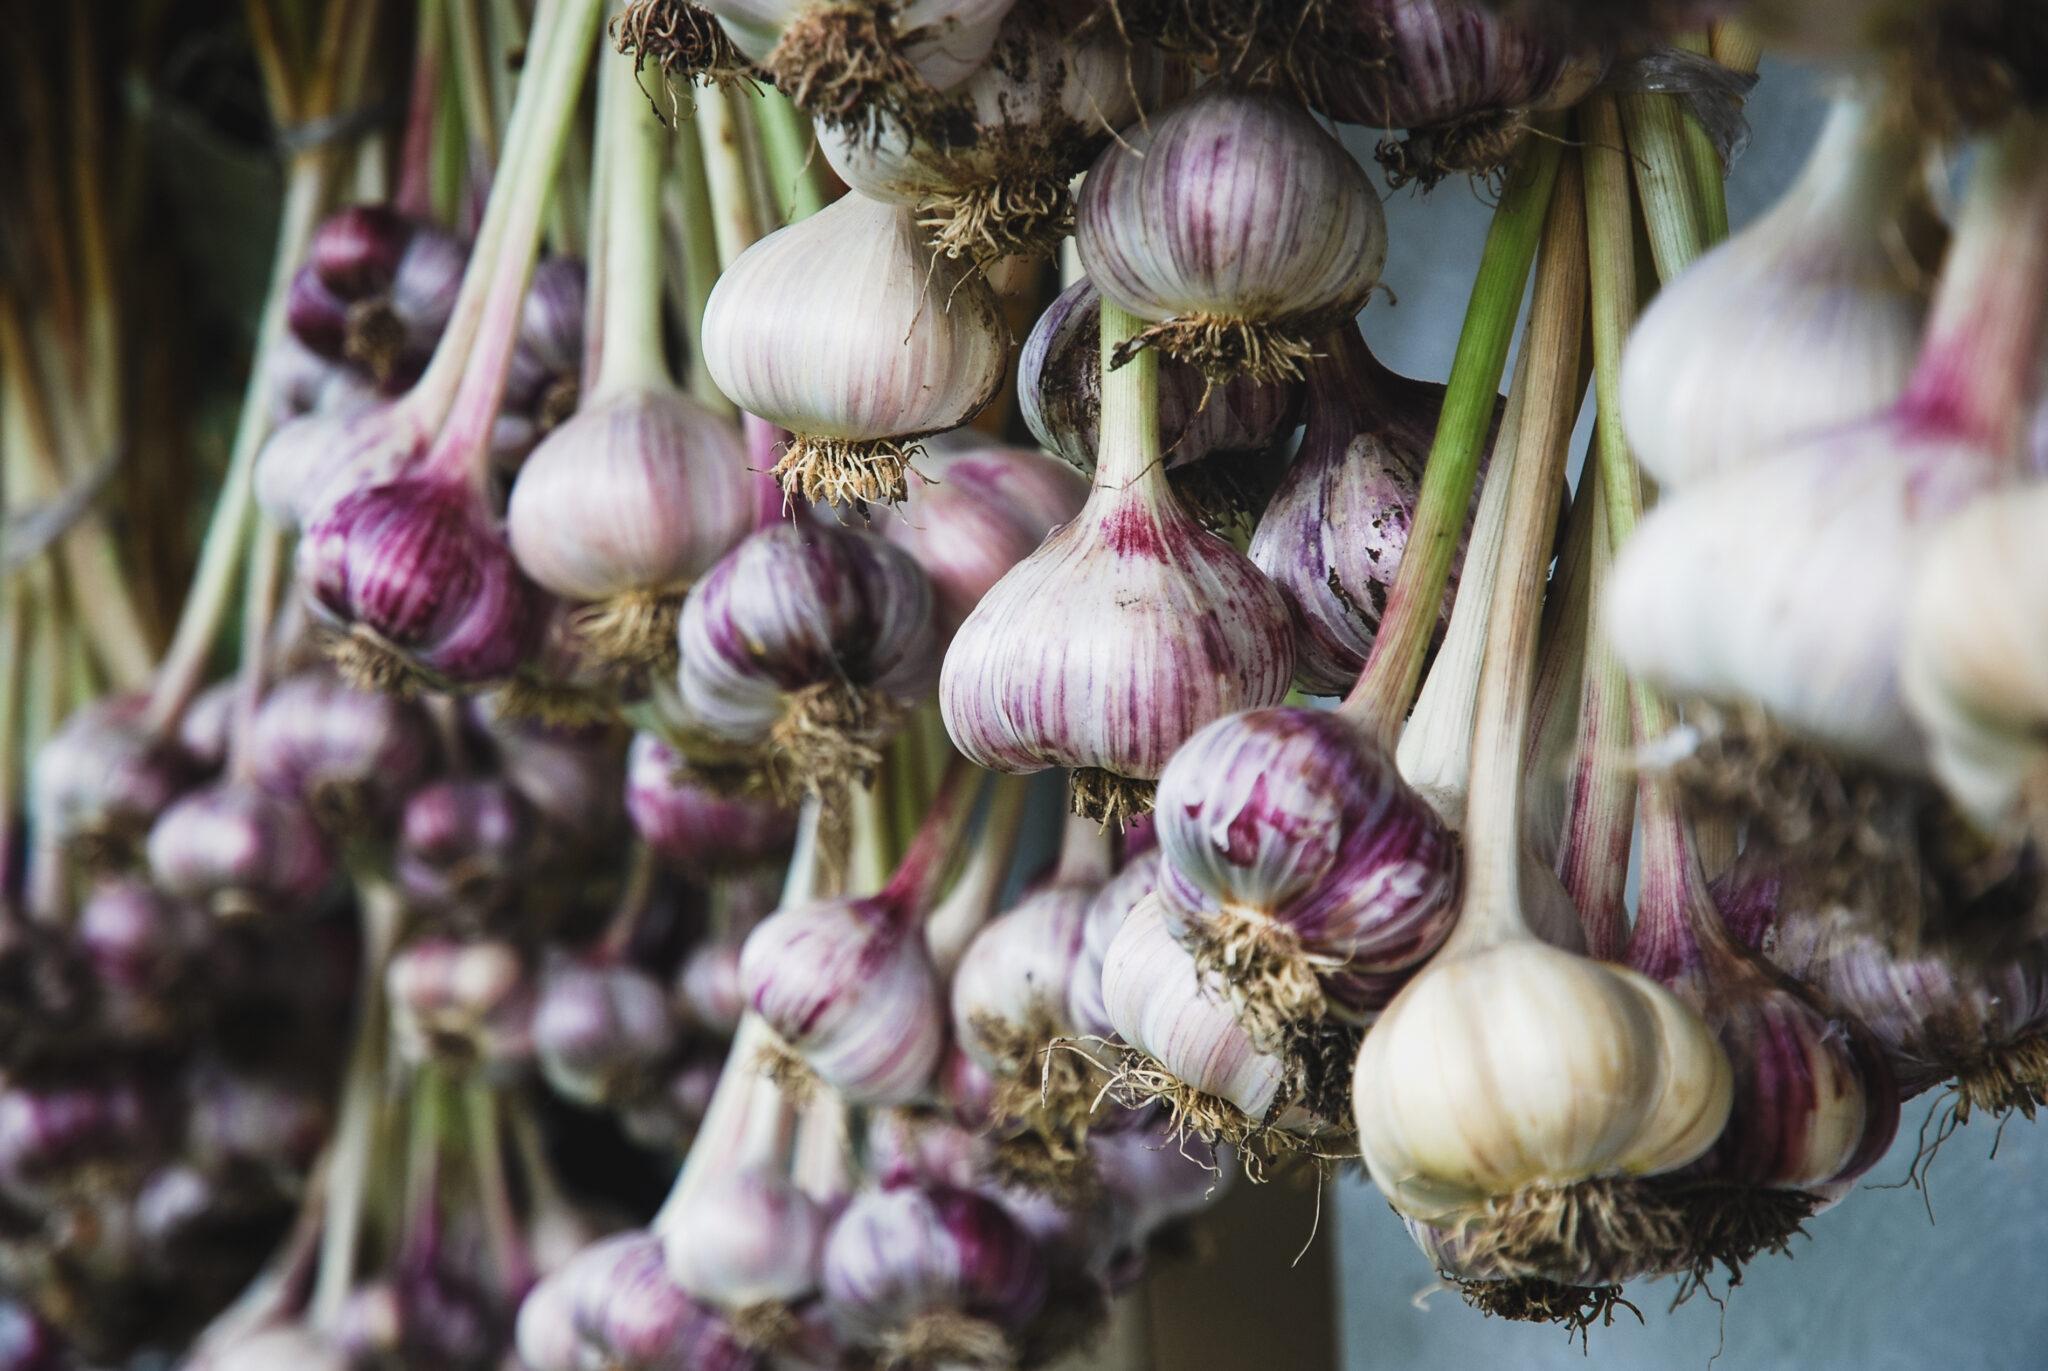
left=145, top=781, right=335, bottom=921
left=507, top=49, right=752, bottom=669
left=394, top=778, right=538, bottom=916
left=1152, top=705, right=1460, bottom=1047
left=1901, top=482, right=2048, bottom=834
left=818, top=16, right=1134, bottom=262
left=701, top=192, right=1008, bottom=506
left=870, top=440, right=1088, bottom=644
left=940, top=301, right=1295, bottom=824
left=1312, top=0, right=1606, bottom=187
left=1610, top=118, right=2048, bottom=769
left=665, top=1170, right=829, bottom=1316
left=246, top=674, right=437, bottom=831
left=820, top=1182, right=1048, bottom=1366
left=1019, top=277, right=1301, bottom=477
left=1249, top=325, right=1474, bottom=695
left=33, top=694, right=197, bottom=867
left=1075, top=85, right=1386, bottom=384
left=1100, top=895, right=1303, bottom=1142
left=524, top=1230, right=753, bottom=1371
left=625, top=732, right=797, bottom=876
left=1620, top=93, right=1941, bottom=489
left=386, top=938, right=537, bottom=1071
left=700, top=0, right=1017, bottom=137
left=533, top=955, right=677, bottom=1107
left=673, top=518, right=937, bottom=798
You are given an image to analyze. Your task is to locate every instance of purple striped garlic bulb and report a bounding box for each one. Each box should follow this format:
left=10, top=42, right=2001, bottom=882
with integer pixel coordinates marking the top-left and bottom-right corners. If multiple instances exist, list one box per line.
left=33, top=694, right=197, bottom=868
left=507, top=50, right=753, bottom=669
left=1311, top=0, right=1607, bottom=187
left=286, top=205, right=464, bottom=386
left=145, top=781, right=336, bottom=921
left=1250, top=325, right=1475, bottom=695
left=820, top=1183, right=1048, bottom=1366
left=1625, top=796, right=1898, bottom=1272
left=1075, top=85, right=1386, bottom=385
left=871, top=441, right=1088, bottom=645
left=817, top=15, right=1135, bottom=262
left=941, top=304, right=1295, bottom=825
left=702, top=192, right=1009, bottom=507
left=533, top=954, right=677, bottom=1107
left=387, top=937, right=537, bottom=1072
left=519, top=1231, right=755, bottom=1371
left=1153, top=705, right=1460, bottom=1044
left=738, top=766, right=975, bottom=1104
left=246, top=675, right=437, bottom=831
left=700, top=0, right=1017, bottom=138
left=674, top=518, right=937, bottom=799
left=394, top=778, right=538, bottom=917
left=626, top=732, right=797, bottom=877
left=1018, top=278, right=1301, bottom=480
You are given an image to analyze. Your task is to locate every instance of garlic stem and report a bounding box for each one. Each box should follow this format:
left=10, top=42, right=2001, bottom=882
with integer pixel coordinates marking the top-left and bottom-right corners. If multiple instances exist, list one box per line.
left=1709, top=20, right=1765, bottom=75
left=927, top=772, right=1031, bottom=976
left=1392, top=345, right=1533, bottom=813
left=1671, top=32, right=1735, bottom=245
left=1449, top=159, right=1588, bottom=948
left=1053, top=807, right=1113, bottom=885
left=395, top=0, right=448, bottom=219
left=226, top=519, right=286, bottom=783
left=589, top=30, right=676, bottom=397
left=665, top=119, right=729, bottom=411
left=696, top=83, right=765, bottom=269
left=748, top=83, right=828, bottom=223
left=422, top=0, right=605, bottom=480
left=1345, top=128, right=1564, bottom=745
left=1095, top=299, right=1166, bottom=492
left=448, top=0, right=502, bottom=167
left=880, top=754, right=987, bottom=918
left=465, top=1080, right=536, bottom=1297
left=1581, top=95, right=1647, bottom=553
left=1619, top=86, right=1707, bottom=283
left=1896, top=115, right=2048, bottom=456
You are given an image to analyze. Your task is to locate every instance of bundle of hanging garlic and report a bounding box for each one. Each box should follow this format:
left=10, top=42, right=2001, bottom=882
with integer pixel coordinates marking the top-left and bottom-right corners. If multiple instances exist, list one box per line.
left=31, top=3, right=2048, bottom=1367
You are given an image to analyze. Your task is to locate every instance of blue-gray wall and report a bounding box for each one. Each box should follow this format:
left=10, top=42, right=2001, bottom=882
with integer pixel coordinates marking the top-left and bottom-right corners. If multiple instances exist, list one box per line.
left=1333, top=62, right=2048, bottom=1371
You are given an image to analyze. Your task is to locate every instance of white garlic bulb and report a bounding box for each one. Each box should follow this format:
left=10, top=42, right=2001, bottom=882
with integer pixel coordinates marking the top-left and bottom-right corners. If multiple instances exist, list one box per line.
left=663, top=1170, right=828, bottom=1311
left=701, top=192, right=1009, bottom=506
left=1903, top=483, right=2048, bottom=833
left=1351, top=937, right=1732, bottom=1233
left=1620, top=92, right=1941, bottom=489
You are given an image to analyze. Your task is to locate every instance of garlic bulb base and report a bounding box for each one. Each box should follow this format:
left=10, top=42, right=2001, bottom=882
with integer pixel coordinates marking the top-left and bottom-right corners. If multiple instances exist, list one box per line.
left=344, top=298, right=410, bottom=383
left=728, top=1300, right=803, bottom=1354
left=757, top=1037, right=824, bottom=1106
left=1662, top=1182, right=1820, bottom=1292
left=1070, top=769, right=1156, bottom=828
left=765, top=6, right=960, bottom=144
left=773, top=434, right=916, bottom=508
left=324, top=625, right=447, bottom=699
left=1176, top=910, right=1329, bottom=1056
left=492, top=673, right=619, bottom=729
left=765, top=679, right=906, bottom=804
left=616, top=0, right=754, bottom=87
left=1449, top=1176, right=1687, bottom=1286
left=1103, top=1047, right=1318, bottom=1178
left=1114, top=312, right=1324, bottom=388
left=1456, top=1276, right=1635, bottom=1331
left=922, top=173, right=1073, bottom=265
left=566, top=588, right=682, bottom=672
left=881, top=1308, right=1015, bottom=1371
left=1377, top=111, right=1530, bottom=192
left=1955, top=1031, right=2048, bottom=1123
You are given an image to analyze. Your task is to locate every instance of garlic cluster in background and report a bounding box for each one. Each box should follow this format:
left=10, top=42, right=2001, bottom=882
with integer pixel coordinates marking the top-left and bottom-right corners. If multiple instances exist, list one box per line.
left=10, top=1, right=2048, bottom=1367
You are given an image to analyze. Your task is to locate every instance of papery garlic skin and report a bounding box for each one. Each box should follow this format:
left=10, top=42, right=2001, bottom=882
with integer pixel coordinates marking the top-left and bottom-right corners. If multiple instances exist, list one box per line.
left=700, top=193, right=1008, bottom=504
left=386, top=938, right=537, bottom=1072
left=871, top=442, right=1087, bottom=643
left=1620, top=95, right=1937, bottom=489
left=1902, top=483, right=2048, bottom=832
left=1070, top=851, right=1162, bottom=1041
left=1075, top=86, right=1386, bottom=382
left=1153, top=707, right=1461, bottom=1026
left=739, top=895, right=946, bottom=1105
left=1352, top=940, right=1733, bottom=1226
left=533, top=957, right=677, bottom=1107
left=950, top=883, right=1095, bottom=1077
left=33, top=694, right=197, bottom=862
left=664, top=1171, right=828, bottom=1310
left=248, top=675, right=437, bottom=828
left=1607, top=436, right=2002, bottom=765
left=507, top=388, right=753, bottom=608
left=145, top=782, right=335, bottom=921
left=1019, top=278, right=1301, bottom=476
left=939, top=479, right=1295, bottom=788
left=675, top=520, right=938, bottom=753
left=625, top=732, right=797, bottom=876
left=1101, top=896, right=1288, bottom=1123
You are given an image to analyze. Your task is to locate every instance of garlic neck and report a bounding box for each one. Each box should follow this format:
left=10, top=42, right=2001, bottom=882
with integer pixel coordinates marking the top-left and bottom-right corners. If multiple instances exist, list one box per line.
left=587, top=31, right=675, bottom=399
left=1093, top=300, right=1168, bottom=496
left=1897, top=115, right=2048, bottom=457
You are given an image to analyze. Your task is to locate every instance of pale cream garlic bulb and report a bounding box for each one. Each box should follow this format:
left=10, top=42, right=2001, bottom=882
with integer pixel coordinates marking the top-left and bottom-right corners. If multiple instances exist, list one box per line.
left=1619, top=92, right=1942, bottom=489
left=701, top=191, right=1009, bottom=507
left=1609, top=117, right=2048, bottom=771
left=1903, top=482, right=2048, bottom=837
left=506, top=43, right=752, bottom=670
left=818, top=15, right=1137, bottom=263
